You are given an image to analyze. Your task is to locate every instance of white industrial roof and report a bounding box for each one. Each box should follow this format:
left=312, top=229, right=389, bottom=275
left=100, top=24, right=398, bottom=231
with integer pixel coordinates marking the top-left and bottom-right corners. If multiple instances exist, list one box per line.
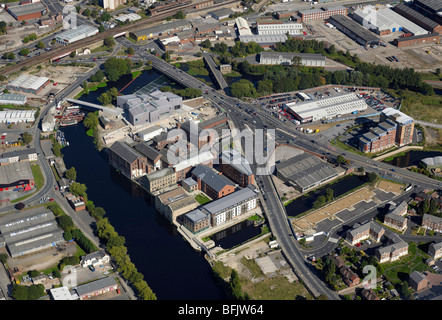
left=8, top=74, right=49, bottom=91
left=115, top=13, right=141, bottom=22
left=382, top=107, right=414, bottom=125
left=285, top=93, right=368, bottom=121
left=173, top=151, right=214, bottom=172
left=56, top=25, right=99, bottom=42
left=353, top=7, right=428, bottom=36
left=235, top=17, right=252, bottom=36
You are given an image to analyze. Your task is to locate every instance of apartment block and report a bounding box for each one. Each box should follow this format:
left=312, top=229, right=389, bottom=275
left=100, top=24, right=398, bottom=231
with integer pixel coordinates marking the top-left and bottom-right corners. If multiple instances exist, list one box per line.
left=383, top=201, right=408, bottom=231
left=141, top=167, right=176, bottom=193
left=191, top=165, right=235, bottom=200
left=346, top=221, right=385, bottom=245
left=380, top=108, right=415, bottom=147
left=375, top=234, right=408, bottom=263
left=422, top=214, right=442, bottom=233
left=219, top=149, right=255, bottom=188
left=428, top=242, right=442, bottom=260
left=359, top=120, right=397, bottom=153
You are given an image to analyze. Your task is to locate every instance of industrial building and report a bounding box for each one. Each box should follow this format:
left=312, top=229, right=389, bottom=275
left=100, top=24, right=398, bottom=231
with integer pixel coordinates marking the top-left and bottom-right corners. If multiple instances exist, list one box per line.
left=55, top=25, right=99, bottom=45
left=0, top=161, right=35, bottom=192
left=0, top=110, right=36, bottom=123
left=114, top=13, right=141, bottom=23
left=133, top=142, right=162, bottom=172
left=0, top=93, right=27, bottom=105
left=329, top=15, right=380, bottom=47
left=259, top=52, right=326, bottom=67
left=172, top=150, right=215, bottom=182
left=129, top=20, right=192, bottom=42
left=7, top=2, right=47, bottom=21
left=116, top=90, right=182, bottom=126
left=299, top=5, right=348, bottom=22
left=352, top=7, right=428, bottom=36
left=0, top=209, right=64, bottom=258
left=256, top=18, right=303, bottom=35
left=393, top=3, right=442, bottom=34
left=421, top=156, right=442, bottom=170
left=235, top=17, right=252, bottom=36
left=276, top=152, right=340, bottom=193
left=6, top=74, right=50, bottom=95
left=136, top=125, right=165, bottom=142
left=209, top=8, right=233, bottom=20
left=414, top=0, right=442, bottom=24
left=393, top=32, right=439, bottom=47
left=108, top=141, right=148, bottom=180
left=238, top=34, right=288, bottom=47
left=141, top=167, right=176, bottom=193
left=284, top=92, right=368, bottom=123
left=75, top=276, right=118, bottom=300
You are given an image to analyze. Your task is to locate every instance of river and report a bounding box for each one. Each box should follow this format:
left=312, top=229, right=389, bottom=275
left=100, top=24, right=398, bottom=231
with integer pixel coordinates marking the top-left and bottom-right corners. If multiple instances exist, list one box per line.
left=61, top=70, right=228, bottom=300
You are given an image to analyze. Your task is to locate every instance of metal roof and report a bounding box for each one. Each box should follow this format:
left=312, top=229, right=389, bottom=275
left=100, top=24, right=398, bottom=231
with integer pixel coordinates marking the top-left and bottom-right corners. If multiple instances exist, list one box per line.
left=7, top=2, right=46, bottom=16
left=8, top=74, right=49, bottom=91
left=191, top=165, right=235, bottom=192
left=75, top=277, right=117, bottom=296
left=202, top=186, right=259, bottom=215
left=394, top=3, right=441, bottom=30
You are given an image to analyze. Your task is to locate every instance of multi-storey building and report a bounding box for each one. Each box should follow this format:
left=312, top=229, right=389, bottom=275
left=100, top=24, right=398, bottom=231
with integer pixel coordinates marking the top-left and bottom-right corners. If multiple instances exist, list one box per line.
left=155, top=187, right=198, bottom=223
left=383, top=201, right=408, bottom=231
left=299, top=5, right=347, bottom=22
left=359, top=120, right=397, bottom=153
left=191, top=165, right=235, bottom=200
left=141, top=167, right=176, bottom=193
left=347, top=221, right=385, bottom=245
left=409, top=271, right=428, bottom=292
left=101, top=0, right=126, bottom=10
left=428, top=242, right=442, bottom=260
left=375, top=234, right=408, bottom=263
left=422, top=214, right=442, bottom=233
left=219, top=149, right=255, bottom=188
left=108, top=141, right=148, bottom=180
left=380, top=108, right=415, bottom=147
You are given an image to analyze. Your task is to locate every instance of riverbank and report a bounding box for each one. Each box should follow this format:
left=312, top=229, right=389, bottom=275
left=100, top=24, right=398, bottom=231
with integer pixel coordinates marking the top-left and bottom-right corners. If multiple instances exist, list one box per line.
left=373, top=146, right=424, bottom=161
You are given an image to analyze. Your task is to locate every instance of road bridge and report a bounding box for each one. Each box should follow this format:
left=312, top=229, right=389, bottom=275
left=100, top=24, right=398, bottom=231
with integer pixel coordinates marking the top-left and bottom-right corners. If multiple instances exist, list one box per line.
left=66, top=98, right=123, bottom=115
left=202, top=52, right=229, bottom=92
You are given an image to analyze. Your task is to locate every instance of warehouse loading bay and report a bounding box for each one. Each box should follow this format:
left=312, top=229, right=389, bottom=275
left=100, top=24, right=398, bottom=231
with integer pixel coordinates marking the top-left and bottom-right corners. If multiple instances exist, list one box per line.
left=308, top=18, right=442, bottom=72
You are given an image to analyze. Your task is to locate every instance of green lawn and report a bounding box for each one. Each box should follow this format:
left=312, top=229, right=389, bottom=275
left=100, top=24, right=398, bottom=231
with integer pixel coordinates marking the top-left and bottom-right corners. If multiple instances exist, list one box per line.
left=195, top=194, right=211, bottom=205
left=31, top=163, right=44, bottom=190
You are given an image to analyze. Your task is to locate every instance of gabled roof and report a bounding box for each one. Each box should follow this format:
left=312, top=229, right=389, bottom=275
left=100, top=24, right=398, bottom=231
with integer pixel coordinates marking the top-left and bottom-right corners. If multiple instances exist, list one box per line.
left=109, top=141, right=145, bottom=164
left=134, top=142, right=162, bottom=163
left=191, top=165, right=234, bottom=192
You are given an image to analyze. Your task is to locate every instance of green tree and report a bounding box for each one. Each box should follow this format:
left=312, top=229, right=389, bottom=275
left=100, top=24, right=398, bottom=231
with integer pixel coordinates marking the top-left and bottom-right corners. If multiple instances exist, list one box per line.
left=230, top=79, right=256, bottom=98
left=127, top=47, right=135, bottom=55
left=336, top=155, right=345, bottom=165
left=133, top=280, right=157, bottom=300
left=36, top=41, right=45, bottom=49
left=83, top=112, right=99, bottom=130
left=173, top=10, right=185, bottom=19
left=104, top=36, right=115, bottom=48
left=69, top=182, right=87, bottom=200
left=22, top=132, right=32, bottom=145
left=19, top=48, right=29, bottom=56
left=229, top=269, right=243, bottom=300
left=65, top=167, right=77, bottom=181
left=70, top=51, right=76, bottom=58
left=313, top=195, right=326, bottom=209
left=8, top=52, right=15, bottom=59
left=366, top=172, right=378, bottom=183
left=82, top=8, right=91, bottom=16
left=57, top=215, right=75, bottom=231
left=325, top=188, right=334, bottom=203
left=200, top=39, right=212, bottom=49
left=0, top=253, right=8, bottom=264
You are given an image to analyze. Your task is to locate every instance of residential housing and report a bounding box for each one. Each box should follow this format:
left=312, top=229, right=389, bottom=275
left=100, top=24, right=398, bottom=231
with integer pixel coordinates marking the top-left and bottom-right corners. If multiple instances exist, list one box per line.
left=155, top=187, right=198, bottom=222
left=383, top=201, right=408, bottom=231
left=375, top=234, right=409, bottom=263
left=80, top=250, right=110, bottom=268
left=181, top=185, right=259, bottom=233
left=219, top=149, right=255, bottom=187
left=191, top=165, right=235, bottom=200
left=380, top=107, right=415, bottom=147
left=346, top=221, right=385, bottom=245
left=428, top=242, right=442, bottom=260
left=422, top=214, right=442, bottom=233
left=409, top=271, right=429, bottom=292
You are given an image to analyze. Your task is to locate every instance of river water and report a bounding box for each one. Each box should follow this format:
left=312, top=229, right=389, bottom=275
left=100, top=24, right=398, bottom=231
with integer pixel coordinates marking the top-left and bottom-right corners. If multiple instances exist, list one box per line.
left=61, top=70, right=228, bottom=300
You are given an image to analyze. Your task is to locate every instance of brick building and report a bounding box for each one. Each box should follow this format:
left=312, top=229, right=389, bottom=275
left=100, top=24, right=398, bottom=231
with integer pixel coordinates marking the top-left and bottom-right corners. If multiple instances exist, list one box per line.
left=428, top=242, right=442, bottom=260
left=108, top=141, right=148, bottom=180
left=380, top=108, right=415, bottom=147
left=383, top=201, right=408, bottom=231
left=219, top=149, right=255, bottom=187
left=347, top=221, right=385, bottom=245
left=422, top=214, right=442, bottom=233
left=359, top=120, right=397, bottom=153
left=393, top=3, right=442, bottom=34
left=393, top=32, right=439, bottom=47
left=299, top=5, right=347, bottom=22
left=191, top=165, right=235, bottom=200
left=409, top=271, right=428, bottom=292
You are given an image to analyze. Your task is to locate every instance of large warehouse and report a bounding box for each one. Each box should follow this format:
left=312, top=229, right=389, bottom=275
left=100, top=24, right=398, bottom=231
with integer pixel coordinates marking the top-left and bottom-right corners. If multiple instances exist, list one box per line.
left=393, top=32, right=439, bottom=47
left=256, top=18, right=303, bottom=35
left=6, top=74, right=50, bottom=95
left=55, top=25, right=99, bottom=45
left=7, top=2, right=47, bottom=21
left=0, top=209, right=64, bottom=258
left=329, top=15, right=380, bottom=47
left=284, top=92, right=368, bottom=123
left=0, top=110, right=36, bottom=123
left=0, top=161, right=35, bottom=192
left=259, top=52, right=326, bottom=67
left=393, top=3, right=442, bottom=34
left=276, top=152, right=340, bottom=193
left=352, top=7, right=428, bottom=36
left=238, top=34, right=288, bottom=47
left=0, top=93, right=27, bottom=105
left=414, top=0, right=442, bottom=24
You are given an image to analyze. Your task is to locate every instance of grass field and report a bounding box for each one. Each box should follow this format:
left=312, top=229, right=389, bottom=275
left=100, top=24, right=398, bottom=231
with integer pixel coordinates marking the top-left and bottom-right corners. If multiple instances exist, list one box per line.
left=195, top=194, right=211, bottom=205
left=31, top=164, right=44, bottom=190
left=398, top=91, right=442, bottom=123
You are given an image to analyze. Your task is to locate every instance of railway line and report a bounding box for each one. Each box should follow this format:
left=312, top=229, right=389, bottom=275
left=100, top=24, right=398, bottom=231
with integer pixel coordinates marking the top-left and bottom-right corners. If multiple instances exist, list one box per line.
left=0, top=0, right=240, bottom=76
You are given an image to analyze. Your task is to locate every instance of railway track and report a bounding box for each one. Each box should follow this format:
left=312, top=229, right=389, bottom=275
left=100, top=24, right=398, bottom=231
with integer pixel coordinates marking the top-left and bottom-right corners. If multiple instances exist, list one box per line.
left=0, top=0, right=240, bottom=76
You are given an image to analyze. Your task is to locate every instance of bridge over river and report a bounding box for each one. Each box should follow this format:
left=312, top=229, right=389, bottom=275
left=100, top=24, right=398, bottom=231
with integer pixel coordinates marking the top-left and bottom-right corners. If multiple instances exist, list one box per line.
left=66, top=98, right=124, bottom=115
